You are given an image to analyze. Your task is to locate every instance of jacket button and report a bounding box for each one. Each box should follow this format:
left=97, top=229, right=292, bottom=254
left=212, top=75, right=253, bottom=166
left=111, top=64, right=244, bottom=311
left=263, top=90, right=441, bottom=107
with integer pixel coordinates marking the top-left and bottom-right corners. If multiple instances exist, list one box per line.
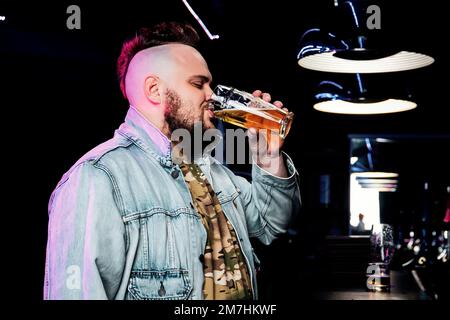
left=158, top=281, right=166, bottom=297
left=171, top=170, right=179, bottom=179
left=199, top=254, right=205, bottom=263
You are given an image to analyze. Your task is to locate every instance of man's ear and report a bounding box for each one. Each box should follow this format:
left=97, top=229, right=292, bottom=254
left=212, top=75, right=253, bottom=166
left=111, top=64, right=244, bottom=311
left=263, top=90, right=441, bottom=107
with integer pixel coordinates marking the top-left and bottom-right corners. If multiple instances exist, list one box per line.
left=144, top=76, right=161, bottom=104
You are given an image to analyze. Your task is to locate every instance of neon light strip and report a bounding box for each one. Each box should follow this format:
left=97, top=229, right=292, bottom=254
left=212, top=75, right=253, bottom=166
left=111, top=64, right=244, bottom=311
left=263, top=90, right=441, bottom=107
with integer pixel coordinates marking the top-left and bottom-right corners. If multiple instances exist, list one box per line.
left=182, top=0, right=220, bottom=40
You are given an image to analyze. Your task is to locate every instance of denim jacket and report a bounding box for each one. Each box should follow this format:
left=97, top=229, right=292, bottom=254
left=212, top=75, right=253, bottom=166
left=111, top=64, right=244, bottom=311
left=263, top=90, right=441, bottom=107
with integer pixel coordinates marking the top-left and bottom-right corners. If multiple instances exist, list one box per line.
left=44, top=107, right=301, bottom=300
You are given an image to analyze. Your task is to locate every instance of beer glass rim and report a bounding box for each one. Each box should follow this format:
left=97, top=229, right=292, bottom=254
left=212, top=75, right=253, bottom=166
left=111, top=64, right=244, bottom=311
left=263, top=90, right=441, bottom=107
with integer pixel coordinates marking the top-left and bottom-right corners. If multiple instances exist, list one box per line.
left=212, top=84, right=293, bottom=116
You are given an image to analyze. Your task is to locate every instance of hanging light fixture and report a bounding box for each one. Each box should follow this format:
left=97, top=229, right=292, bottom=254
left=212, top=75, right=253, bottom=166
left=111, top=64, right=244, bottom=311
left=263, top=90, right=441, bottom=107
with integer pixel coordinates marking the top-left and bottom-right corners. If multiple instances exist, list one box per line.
left=313, top=77, right=416, bottom=114
left=298, top=1, right=434, bottom=114
left=356, top=178, right=398, bottom=184
left=314, top=99, right=416, bottom=114
left=297, top=1, right=434, bottom=73
left=298, top=33, right=434, bottom=73
left=353, top=173, right=399, bottom=191
left=350, top=172, right=398, bottom=192
left=358, top=180, right=398, bottom=189
left=351, top=138, right=400, bottom=180
left=353, top=171, right=399, bottom=178
left=350, top=137, right=400, bottom=193
left=360, top=185, right=397, bottom=192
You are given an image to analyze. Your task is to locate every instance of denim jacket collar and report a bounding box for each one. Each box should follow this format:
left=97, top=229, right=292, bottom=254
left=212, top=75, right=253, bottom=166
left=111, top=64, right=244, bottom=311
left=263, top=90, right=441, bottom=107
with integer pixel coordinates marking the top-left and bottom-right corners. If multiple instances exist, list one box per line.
left=118, top=106, right=174, bottom=168
left=118, top=106, right=217, bottom=170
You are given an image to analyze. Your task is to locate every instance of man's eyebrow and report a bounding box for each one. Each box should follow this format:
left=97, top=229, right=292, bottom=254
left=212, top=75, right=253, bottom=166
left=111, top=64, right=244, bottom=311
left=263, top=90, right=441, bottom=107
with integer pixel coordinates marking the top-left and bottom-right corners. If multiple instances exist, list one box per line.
left=189, top=75, right=212, bottom=83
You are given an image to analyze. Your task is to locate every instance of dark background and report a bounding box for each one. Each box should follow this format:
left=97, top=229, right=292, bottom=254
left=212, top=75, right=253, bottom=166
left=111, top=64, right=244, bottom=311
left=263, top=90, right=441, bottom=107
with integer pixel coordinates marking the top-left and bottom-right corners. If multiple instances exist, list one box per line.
left=1, top=0, right=449, bottom=300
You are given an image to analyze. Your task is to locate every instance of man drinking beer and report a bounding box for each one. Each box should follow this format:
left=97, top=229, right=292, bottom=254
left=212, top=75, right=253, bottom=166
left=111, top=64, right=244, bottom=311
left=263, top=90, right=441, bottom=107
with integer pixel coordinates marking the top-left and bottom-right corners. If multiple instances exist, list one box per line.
left=44, top=22, right=301, bottom=300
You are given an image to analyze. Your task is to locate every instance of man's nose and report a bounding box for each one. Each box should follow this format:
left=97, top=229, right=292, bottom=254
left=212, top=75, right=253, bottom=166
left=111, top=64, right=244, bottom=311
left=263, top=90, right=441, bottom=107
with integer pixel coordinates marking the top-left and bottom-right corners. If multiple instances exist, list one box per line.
left=205, top=85, right=214, bottom=100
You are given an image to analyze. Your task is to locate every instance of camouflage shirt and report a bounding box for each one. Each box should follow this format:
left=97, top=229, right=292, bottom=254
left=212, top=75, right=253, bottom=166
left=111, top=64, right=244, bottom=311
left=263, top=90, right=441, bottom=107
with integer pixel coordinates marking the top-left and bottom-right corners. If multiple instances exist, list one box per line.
left=180, top=162, right=253, bottom=300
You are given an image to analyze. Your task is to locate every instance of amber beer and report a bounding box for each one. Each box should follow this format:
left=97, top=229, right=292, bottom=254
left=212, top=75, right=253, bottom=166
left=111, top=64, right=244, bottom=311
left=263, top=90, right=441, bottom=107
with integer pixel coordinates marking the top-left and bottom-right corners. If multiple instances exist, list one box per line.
left=210, top=85, right=294, bottom=139
left=214, top=107, right=293, bottom=139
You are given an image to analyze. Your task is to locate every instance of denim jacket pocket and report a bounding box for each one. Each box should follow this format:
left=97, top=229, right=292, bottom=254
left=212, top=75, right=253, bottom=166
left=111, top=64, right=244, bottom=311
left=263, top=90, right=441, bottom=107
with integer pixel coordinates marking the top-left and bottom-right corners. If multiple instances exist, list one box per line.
left=127, top=269, right=192, bottom=300
left=216, top=188, right=240, bottom=205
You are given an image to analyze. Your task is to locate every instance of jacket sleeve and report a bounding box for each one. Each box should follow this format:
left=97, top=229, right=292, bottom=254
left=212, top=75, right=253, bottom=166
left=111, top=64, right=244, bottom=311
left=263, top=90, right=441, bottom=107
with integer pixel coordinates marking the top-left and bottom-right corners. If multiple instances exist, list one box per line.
left=230, top=152, right=301, bottom=245
left=44, top=162, right=126, bottom=300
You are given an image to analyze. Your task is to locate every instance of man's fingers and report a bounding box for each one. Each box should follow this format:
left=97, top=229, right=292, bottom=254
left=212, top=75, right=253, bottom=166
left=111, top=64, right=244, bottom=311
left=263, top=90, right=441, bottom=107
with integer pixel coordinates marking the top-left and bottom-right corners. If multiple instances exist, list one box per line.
left=248, top=127, right=258, bottom=136
left=251, top=91, right=287, bottom=112
left=273, top=100, right=283, bottom=108
left=262, top=93, right=271, bottom=102
left=247, top=128, right=258, bottom=153
left=252, top=90, right=262, bottom=97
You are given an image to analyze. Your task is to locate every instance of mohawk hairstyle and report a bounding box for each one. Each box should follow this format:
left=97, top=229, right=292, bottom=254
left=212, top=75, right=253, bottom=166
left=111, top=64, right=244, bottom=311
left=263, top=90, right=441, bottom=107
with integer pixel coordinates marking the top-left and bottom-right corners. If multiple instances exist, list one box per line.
left=117, top=22, right=200, bottom=99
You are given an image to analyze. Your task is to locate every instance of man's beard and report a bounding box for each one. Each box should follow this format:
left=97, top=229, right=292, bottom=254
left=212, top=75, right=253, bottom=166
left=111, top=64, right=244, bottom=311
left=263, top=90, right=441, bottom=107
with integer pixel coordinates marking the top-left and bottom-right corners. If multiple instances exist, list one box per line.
left=164, top=89, right=215, bottom=161
left=164, top=89, right=210, bottom=134
left=165, top=89, right=192, bottom=134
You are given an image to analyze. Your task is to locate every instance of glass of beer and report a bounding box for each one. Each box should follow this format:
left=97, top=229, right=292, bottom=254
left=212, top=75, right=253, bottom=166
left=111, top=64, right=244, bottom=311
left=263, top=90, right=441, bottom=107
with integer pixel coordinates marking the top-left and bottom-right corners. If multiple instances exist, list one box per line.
left=209, top=85, right=294, bottom=139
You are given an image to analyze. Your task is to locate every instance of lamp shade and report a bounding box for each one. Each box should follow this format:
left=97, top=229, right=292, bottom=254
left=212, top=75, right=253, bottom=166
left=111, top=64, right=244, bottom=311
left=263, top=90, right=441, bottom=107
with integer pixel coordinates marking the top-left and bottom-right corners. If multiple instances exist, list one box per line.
left=353, top=172, right=399, bottom=178
left=356, top=178, right=398, bottom=184
left=299, top=48, right=434, bottom=74
left=314, top=99, right=416, bottom=114
left=297, top=1, right=434, bottom=74
left=313, top=77, right=417, bottom=114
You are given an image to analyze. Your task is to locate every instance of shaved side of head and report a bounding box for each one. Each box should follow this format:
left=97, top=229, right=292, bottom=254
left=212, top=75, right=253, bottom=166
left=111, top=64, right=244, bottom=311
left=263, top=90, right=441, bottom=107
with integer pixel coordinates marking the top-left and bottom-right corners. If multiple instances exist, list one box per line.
left=117, top=22, right=200, bottom=99
left=125, top=44, right=173, bottom=107
left=124, top=44, right=207, bottom=107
